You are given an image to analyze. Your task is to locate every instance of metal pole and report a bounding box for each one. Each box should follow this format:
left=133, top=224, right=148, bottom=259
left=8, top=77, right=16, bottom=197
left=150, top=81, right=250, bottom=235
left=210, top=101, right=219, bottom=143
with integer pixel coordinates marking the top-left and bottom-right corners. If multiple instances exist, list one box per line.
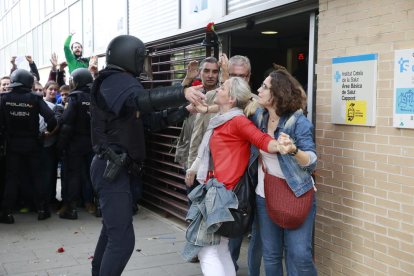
left=307, top=12, right=316, bottom=123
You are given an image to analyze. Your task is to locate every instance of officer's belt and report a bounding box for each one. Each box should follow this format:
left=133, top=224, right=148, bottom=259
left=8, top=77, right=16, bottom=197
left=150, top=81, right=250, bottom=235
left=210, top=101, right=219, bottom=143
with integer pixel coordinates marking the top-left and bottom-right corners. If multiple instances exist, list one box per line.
left=97, top=147, right=144, bottom=177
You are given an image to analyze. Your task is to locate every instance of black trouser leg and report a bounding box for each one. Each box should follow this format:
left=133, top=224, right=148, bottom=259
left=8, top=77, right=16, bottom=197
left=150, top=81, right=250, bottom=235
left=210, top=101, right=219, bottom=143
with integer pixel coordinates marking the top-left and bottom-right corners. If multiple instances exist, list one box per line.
left=28, top=151, right=48, bottom=212
left=1, top=152, right=21, bottom=212
left=90, top=156, right=135, bottom=276
left=0, top=155, right=5, bottom=208
left=81, top=153, right=94, bottom=205
left=65, top=154, right=83, bottom=205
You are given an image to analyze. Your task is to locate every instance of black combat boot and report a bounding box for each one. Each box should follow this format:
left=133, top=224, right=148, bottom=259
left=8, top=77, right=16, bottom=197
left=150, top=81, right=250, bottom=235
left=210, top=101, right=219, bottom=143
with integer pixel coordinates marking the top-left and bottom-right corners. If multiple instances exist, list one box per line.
left=59, top=202, right=78, bottom=220
left=38, top=209, right=51, bottom=220
left=37, top=201, right=51, bottom=220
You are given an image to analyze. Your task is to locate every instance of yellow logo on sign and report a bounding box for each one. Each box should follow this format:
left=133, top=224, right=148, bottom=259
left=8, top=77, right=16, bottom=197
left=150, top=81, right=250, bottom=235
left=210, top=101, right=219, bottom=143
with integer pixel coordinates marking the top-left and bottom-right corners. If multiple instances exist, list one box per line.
left=346, top=100, right=366, bottom=125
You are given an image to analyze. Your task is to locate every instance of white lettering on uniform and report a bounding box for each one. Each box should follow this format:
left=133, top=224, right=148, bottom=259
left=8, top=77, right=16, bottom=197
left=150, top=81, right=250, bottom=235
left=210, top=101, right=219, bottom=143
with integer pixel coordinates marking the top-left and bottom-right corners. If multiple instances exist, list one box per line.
left=5, top=102, right=33, bottom=108
left=9, top=111, right=30, bottom=116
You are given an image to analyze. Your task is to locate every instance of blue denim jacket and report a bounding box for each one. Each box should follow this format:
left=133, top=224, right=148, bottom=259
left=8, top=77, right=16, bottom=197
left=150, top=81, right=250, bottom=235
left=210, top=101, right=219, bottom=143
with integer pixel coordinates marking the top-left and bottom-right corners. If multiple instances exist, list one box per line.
left=248, top=108, right=316, bottom=197
left=181, top=178, right=238, bottom=261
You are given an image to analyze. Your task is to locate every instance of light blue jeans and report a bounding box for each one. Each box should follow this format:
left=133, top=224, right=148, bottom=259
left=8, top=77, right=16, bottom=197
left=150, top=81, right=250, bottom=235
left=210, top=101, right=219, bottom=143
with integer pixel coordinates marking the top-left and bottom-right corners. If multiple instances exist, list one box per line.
left=256, top=194, right=317, bottom=276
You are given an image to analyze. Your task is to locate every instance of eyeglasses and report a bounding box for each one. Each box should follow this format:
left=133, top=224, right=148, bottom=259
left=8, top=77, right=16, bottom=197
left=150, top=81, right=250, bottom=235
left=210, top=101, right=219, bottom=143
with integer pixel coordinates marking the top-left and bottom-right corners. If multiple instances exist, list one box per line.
left=260, top=83, right=269, bottom=90
left=229, top=73, right=248, bottom=79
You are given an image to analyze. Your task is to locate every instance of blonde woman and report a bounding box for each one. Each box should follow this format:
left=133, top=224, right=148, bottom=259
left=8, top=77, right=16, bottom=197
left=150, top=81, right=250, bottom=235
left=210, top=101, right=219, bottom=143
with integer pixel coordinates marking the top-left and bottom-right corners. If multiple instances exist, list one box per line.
left=184, top=77, right=290, bottom=276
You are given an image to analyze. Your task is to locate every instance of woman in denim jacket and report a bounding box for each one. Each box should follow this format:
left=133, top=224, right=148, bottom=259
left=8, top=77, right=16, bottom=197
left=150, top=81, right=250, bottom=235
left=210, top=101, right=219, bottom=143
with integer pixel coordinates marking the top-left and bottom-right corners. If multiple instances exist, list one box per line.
left=249, top=70, right=317, bottom=276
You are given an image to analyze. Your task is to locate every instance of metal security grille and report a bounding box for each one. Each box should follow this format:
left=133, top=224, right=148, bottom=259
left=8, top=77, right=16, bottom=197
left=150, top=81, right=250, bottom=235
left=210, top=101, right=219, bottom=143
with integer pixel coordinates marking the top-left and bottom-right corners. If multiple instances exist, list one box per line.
left=142, top=37, right=206, bottom=221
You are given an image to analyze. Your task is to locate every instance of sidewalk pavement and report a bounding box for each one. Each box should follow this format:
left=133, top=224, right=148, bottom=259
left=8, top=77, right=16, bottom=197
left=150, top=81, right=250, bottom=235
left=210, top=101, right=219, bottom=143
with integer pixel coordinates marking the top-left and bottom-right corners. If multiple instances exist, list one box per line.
left=0, top=207, right=252, bottom=276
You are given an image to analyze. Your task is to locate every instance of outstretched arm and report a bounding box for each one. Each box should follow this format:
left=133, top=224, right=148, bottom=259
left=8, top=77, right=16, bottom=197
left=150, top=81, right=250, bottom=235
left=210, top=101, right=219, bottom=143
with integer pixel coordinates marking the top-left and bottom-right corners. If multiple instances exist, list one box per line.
left=99, top=73, right=206, bottom=117
left=57, top=62, right=67, bottom=86
left=10, top=56, right=17, bottom=75
left=89, top=56, right=99, bottom=78
left=236, top=116, right=280, bottom=153
left=63, top=34, right=75, bottom=66
left=26, top=56, right=40, bottom=81
left=182, top=60, right=199, bottom=87
left=142, top=105, right=191, bottom=132
left=218, top=53, right=229, bottom=83
left=133, top=85, right=205, bottom=114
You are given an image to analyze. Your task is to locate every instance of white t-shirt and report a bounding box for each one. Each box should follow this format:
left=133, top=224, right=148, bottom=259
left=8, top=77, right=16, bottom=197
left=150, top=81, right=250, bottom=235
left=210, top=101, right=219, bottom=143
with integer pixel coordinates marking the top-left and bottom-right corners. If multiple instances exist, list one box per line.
left=255, top=150, right=285, bottom=198
left=39, top=100, right=58, bottom=147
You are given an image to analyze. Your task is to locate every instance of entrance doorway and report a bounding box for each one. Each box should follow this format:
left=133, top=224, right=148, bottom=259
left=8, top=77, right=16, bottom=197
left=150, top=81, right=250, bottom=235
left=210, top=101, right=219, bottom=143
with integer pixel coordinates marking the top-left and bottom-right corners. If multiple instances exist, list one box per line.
left=226, top=12, right=311, bottom=94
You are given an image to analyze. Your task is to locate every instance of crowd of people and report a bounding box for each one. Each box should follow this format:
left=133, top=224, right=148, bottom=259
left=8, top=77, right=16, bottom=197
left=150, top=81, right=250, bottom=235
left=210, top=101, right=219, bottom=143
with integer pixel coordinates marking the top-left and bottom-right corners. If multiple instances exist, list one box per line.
left=0, top=33, right=100, bottom=223
left=178, top=54, right=317, bottom=276
left=0, top=32, right=317, bottom=276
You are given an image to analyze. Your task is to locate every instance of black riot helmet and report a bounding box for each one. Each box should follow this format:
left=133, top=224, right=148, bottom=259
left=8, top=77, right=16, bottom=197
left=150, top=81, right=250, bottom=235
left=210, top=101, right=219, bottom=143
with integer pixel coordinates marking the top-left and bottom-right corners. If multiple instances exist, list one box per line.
left=106, top=35, right=146, bottom=77
left=9, top=69, right=34, bottom=89
left=69, top=68, right=93, bottom=90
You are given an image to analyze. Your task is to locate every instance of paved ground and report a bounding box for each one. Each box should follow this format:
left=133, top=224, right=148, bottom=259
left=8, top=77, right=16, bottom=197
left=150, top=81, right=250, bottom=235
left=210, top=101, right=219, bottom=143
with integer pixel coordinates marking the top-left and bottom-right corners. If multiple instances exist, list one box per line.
left=0, top=207, right=253, bottom=276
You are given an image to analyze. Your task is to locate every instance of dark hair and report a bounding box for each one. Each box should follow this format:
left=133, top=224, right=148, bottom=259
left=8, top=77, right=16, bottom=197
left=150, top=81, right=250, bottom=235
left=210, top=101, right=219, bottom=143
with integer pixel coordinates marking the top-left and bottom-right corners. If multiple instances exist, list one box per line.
left=71, top=42, right=83, bottom=50
left=60, top=84, right=70, bottom=93
left=200, top=56, right=218, bottom=69
left=1, top=76, right=10, bottom=81
left=269, top=70, right=304, bottom=116
left=33, top=81, right=42, bottom=87
left=32, top=81, right=43, bottom=94
left=44, top=80, right=59, bottom=91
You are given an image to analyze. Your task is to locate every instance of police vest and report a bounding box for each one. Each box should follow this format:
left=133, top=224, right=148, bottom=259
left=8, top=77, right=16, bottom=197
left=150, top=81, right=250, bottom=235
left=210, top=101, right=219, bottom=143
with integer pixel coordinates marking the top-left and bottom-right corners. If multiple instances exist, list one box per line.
left=68, top=89, right=91, bottom=136
left=1, top=89, right=42, bottom=139
left=90, top=70, right=146, bottom=162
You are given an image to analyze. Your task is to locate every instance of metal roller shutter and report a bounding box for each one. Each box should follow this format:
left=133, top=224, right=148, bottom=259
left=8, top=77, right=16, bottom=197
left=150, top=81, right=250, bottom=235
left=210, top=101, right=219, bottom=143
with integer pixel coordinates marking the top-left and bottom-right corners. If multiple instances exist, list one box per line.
left=141, top=37, right=206, bottom=221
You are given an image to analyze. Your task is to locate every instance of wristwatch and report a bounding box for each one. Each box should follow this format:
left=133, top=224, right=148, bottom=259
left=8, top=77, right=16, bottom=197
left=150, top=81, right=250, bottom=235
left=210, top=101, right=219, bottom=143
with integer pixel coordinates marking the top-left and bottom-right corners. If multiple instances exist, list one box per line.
left=289, top=146, right=299, bottom=156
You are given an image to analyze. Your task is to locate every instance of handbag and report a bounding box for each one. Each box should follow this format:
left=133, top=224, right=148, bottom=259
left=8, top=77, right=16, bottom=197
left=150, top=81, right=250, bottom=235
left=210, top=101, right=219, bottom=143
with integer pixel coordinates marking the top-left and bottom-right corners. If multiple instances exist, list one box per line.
left=216, top=170, right=255, bottom=238
left=262, top=159, right=314, bottom=229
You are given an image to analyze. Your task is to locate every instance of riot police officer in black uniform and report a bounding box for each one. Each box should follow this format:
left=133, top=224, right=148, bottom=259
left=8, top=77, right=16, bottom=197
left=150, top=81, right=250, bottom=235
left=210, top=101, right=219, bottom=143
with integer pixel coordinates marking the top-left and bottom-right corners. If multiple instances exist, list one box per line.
left=0, top=69, right=57, bottom=223
left=58, top=68, right=95, bottom=220
left=90, top=35, right=205, bottom=275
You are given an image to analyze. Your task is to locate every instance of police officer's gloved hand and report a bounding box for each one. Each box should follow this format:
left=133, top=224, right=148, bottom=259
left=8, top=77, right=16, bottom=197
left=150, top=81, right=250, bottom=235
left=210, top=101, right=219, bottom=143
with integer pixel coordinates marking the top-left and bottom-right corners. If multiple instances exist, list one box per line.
left=165, top=106, right=190, bottom=124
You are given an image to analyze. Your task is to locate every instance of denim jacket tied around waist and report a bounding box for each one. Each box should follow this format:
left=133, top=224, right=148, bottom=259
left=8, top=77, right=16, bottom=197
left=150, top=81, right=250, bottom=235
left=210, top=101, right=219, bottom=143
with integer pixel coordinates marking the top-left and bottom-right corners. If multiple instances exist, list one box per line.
left=181, top=178, right=238, bottom=261
left=248, top=108, right=317, bottom=197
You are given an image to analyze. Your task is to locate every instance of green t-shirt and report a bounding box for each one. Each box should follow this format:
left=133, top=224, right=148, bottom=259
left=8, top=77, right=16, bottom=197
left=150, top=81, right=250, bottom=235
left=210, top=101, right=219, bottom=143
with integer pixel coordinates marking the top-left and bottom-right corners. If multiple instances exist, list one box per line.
left=64, top=35, right=89, bottom=74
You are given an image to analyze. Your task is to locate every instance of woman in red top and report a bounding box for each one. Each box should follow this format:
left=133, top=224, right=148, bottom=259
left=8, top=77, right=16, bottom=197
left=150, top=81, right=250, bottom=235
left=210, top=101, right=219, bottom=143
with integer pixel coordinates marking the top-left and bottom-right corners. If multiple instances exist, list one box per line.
left=186, top=77, right=285, bottom=276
